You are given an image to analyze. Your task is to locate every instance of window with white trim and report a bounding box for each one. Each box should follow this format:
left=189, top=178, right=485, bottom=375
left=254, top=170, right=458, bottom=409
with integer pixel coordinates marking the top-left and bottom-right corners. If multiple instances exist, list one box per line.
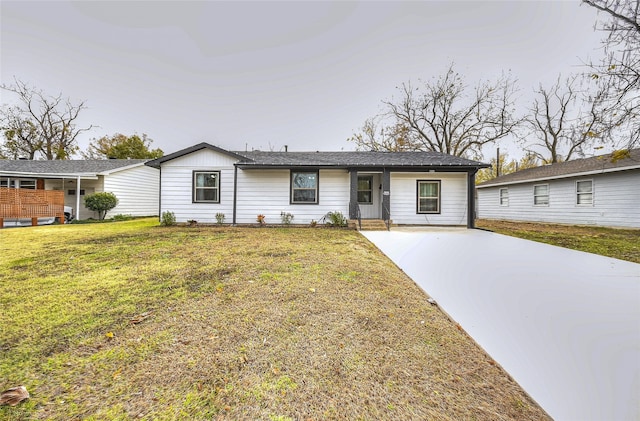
left=417, top=180, right=440, bottom=214
left=576, top=180, right=593, bottom=205
left=533, top=184, right=549, bottom=206
left=193, top=171, right=220, bottom=203
left=499, top=188, right=509, bottom=206
left=291, top=171, right=318, bottom=204
left=357, top=176, right=373, bottom=204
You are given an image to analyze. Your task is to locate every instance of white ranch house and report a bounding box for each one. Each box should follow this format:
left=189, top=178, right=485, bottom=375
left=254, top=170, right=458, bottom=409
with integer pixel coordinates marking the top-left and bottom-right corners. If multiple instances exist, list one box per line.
left=476, top=149, right=640, bottom=229
left=145, top=143, right=489, bottom=228
left=0, top=159, right=159, bottom=220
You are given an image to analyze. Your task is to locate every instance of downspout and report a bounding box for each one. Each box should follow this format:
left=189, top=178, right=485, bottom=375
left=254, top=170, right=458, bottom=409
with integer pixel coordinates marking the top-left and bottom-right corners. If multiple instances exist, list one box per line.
left=158, top=169, right=162, bottom=221
left=232, top=165, right=238, bottom=226
left=467, top=170, right=477, bottom=229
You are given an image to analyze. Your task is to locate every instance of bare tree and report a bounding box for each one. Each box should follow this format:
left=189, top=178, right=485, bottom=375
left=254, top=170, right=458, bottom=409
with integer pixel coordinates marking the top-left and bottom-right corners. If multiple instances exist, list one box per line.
left=0, top=79, right=93, bottom=159
left=476, top=151, right=539, bottom=184
left=521, top=74, right=608, bottom=163
left=348, top=116, right=416, bottom=152
left=349, top=64, right=519, bottom=158
left=0, top=105, right=41, bottom=159
left=582, top=0, right=639, bottom=148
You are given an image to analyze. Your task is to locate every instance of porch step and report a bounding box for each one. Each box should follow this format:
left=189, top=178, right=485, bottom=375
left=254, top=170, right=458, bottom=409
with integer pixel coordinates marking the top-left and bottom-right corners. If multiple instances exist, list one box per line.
left=352, top=219, right=389, bottom=231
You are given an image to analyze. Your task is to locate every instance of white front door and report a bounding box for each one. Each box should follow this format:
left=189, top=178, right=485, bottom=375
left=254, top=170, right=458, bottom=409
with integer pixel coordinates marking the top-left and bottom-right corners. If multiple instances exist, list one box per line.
left=357, top=174, right=382, bottom=219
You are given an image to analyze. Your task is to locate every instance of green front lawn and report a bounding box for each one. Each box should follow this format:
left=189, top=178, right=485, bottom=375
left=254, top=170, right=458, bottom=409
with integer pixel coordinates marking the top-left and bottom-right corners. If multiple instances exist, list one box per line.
left=1, top=219, right=549, bottom=420
left=476, top=219, right=640, bottom=263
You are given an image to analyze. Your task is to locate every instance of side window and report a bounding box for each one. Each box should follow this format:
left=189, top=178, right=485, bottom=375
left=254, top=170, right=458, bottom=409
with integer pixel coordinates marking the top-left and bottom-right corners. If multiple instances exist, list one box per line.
left=533, top=184, right=549, bottom=206
left=499, top=188, right=509, bottom=206
left=417, top=180, right=441, bottom=214
left=193, top=171, right=220, bottom=203
left=576, top=180, right=593, bottom=205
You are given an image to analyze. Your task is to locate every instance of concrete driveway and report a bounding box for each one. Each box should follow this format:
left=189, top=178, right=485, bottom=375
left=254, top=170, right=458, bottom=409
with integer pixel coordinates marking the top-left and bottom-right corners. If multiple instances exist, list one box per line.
left=362, top=228, right=640, bottom=421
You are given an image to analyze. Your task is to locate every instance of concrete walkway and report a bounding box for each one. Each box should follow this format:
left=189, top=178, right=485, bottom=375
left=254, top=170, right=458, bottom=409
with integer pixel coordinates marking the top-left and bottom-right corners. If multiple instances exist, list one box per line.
left=362, top=228, right=640, bottom=421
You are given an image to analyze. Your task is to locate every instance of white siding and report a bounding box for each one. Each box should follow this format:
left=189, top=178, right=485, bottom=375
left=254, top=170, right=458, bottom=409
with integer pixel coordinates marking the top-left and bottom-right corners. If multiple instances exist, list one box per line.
left=160, top=149, right=237, bottom=223
left=390, top=172, right=468, bottom=226
left=102, top=165, right=160, bottom=217
left=235, top=169, right=349, bottom=224
left=45, top=178, right=101, bottom=219
left=477, top=169, right=640, bottom=228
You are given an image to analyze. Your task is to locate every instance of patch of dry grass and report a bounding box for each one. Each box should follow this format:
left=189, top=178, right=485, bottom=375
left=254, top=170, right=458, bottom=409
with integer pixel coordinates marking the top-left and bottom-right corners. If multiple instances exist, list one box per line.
left=477, top=219, right=640, bottom=263
left=1, top=219, right=550, bottom=420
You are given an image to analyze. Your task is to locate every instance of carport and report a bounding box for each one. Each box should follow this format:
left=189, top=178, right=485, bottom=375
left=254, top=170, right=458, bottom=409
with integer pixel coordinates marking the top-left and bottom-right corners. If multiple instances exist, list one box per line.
left=362, top=228, right=640, bottom=421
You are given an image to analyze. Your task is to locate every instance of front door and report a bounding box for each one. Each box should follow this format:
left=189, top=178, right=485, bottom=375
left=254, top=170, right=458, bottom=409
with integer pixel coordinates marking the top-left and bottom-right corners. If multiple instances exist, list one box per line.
left=357, top=174, right=381, bottom=219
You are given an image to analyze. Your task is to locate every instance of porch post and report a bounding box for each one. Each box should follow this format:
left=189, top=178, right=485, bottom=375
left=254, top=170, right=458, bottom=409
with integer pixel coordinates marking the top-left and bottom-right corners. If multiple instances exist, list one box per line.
left=467, top=170, right=476, bottom=229
left=348, top=169, right=358, bottom=219
left=76, top=176, right=81, bottom=220
left=382, top=168, right=390, bottom=222
left=232, top=165, right=238, bottom=225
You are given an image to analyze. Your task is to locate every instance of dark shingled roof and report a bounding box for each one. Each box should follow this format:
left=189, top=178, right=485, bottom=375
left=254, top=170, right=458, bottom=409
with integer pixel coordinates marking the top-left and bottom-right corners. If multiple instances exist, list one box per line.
left=144, top=142, right=488, bottom=169
left=477, top=149, right=640, bottom=188
left=0, top=159, right=149, bottom=175
left=235, top=150, right=487, bottom=168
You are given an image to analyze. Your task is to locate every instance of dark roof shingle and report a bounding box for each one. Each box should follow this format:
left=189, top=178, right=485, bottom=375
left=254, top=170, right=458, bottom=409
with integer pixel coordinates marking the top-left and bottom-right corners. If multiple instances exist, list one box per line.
left=144, top=142, right=488, bottom=169
left=0, top=159, right=149, bottom=175
left=235, top=150, right=487, bottom=168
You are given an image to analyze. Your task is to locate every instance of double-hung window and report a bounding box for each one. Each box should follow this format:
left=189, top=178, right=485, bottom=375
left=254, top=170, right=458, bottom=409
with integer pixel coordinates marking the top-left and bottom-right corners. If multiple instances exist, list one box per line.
left=576, top=180, right=593, bottom=205
left=533, top=184, right=549, bottom=206
left=499, top=188, right=509, bottom=206
left=291, top=171, right=318, bottom=204
left=417, top=180, right=440, bottom=214
left=357, top=176, right=373, bottom=204
left=193, top=171, right=220, bottom=203
left=19, top=180, right=36, bottom=189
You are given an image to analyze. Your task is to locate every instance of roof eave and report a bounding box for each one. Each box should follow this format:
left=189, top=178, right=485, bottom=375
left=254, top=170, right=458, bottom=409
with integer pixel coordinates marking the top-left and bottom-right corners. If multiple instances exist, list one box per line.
left=476, top=164, right=640, bottom=188
left=0, top=171, right=100, bottom=179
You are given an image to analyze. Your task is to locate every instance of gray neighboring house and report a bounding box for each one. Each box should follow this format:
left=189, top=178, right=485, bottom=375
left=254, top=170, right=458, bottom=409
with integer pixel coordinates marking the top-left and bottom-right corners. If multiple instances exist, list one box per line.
left=0, top=159, right=160, bottom=220
left=145, top=142, right=489, bottom=228
left=476, top=149, right=640, bottom=228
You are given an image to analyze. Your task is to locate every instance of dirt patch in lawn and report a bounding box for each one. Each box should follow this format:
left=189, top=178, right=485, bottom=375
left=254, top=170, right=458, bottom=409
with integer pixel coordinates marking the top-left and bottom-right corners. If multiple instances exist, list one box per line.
left=1, top=219, right=550, bottom=420
left=476, top=219, right=640, bottom=263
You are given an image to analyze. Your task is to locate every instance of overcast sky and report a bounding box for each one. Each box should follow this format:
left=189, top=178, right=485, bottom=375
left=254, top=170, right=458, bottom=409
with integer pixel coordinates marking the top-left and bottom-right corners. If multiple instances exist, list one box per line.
left=1, top=1, right=606, bottom=159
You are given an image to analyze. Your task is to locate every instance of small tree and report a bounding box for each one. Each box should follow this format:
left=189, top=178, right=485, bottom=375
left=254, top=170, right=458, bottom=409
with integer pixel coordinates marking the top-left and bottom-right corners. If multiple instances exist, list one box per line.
left=84, top=192, right=118, bottom=220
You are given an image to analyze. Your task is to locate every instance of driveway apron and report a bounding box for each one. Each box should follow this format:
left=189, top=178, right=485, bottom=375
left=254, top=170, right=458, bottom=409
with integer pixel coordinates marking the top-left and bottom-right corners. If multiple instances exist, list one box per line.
left=362, top=228, right=640, bottom=421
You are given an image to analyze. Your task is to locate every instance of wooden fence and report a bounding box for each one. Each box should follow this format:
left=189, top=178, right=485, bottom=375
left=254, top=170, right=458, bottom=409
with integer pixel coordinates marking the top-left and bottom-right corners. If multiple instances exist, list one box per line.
left=0, top=187, right=65, bottom=227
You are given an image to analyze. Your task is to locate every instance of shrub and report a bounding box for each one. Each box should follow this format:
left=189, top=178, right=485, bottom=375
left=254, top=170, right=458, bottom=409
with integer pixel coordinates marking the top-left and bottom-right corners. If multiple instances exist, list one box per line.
left=325, top=211, right=347, bottom=227
left=84, top=192, right=118, bottom=220
left=257, top=214, right=266, bottom=225
left=280, top=212, right=294, bottom=225
left=215, top=212, right=225, bottom=225
left=160, top=211, right=176, bottom=226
